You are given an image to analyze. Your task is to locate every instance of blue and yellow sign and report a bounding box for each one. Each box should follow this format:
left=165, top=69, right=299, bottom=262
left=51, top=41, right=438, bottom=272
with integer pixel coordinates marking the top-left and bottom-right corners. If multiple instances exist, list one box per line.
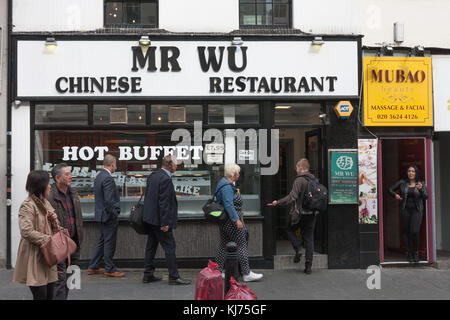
left=334, top=101, right=354, bottom=119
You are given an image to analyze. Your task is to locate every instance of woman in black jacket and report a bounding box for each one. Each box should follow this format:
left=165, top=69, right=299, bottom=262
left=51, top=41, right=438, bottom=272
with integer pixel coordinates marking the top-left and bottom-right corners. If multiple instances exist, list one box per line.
left=389, top=165, right=428, bottom=263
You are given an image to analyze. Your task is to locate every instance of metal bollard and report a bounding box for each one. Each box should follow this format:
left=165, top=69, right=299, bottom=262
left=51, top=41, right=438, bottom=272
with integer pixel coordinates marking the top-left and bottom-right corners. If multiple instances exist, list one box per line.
left=224, top=241, right=240, bottom=295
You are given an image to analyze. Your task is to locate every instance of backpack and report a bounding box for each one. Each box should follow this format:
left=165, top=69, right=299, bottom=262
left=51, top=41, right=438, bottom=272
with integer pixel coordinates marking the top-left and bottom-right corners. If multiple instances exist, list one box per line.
left=302, top=175, right=328, bottom=212
left=202, top=183, right=233, bottom=224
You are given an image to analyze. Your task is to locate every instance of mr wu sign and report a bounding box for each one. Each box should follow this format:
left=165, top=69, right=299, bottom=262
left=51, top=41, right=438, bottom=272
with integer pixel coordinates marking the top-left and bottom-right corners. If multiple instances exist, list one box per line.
left=328, top=149, right=358, bottom=204
left=363, top=57, right=433, bottom=126
left=16, top=40, right=358, bottom=98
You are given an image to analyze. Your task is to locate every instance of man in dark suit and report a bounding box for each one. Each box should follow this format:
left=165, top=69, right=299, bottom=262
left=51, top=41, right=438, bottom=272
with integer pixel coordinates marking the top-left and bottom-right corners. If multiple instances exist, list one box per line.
left=143, top=155, right=190, bottom=285
left=88, top=154, right=125, bottom=277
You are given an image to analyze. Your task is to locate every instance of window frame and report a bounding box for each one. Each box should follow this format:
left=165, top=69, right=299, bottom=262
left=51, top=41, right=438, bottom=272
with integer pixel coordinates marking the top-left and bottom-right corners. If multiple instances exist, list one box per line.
left=104, top=0, right=159, bottom=29
left=239, top=0, right=293, bottom=29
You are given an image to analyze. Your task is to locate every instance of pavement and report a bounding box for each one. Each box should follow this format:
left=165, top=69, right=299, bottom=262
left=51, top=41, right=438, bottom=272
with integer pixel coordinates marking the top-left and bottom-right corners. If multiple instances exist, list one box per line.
left=1, top=265, right=450, bottom=300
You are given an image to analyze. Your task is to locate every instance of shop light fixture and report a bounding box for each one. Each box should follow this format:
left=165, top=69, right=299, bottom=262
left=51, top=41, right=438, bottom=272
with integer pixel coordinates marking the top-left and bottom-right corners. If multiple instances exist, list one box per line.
left=411, top=45, right=425, bottom=57
left=380, top=45, right=394, bottom=56
left=44, top=37, right=57, bottom=53
left=275, top=105, right=293, bottom=110
left=139, top=35, right=151, bottom=47
left=232, top=37, right=244, bottom=46
left=311, top=36, right=324, bottom=46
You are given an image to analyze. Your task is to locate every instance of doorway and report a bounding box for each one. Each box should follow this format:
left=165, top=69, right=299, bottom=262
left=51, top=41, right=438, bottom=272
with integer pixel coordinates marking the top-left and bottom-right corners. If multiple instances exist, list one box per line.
left=273, top=128, right=325, bottom=254
left=379, top=137, right=434, bottom=263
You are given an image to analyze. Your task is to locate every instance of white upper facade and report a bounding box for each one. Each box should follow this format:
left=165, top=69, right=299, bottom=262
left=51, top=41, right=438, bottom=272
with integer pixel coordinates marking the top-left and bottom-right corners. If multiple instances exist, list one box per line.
left=11, top=0, right=450, bottom=48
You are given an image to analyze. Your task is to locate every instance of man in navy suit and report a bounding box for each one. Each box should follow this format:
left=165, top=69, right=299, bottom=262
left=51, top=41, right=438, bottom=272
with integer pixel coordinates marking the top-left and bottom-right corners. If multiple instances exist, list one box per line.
left=88, top=154, right=125, bottom=278
left=142, top=155, right=190, bottom=285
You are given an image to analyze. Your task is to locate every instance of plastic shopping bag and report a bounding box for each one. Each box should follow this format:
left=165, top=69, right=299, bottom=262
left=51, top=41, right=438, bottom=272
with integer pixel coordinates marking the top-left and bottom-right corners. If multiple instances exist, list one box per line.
left=194, top=260, right=224, bottom=300
left=224, top=276, right=257, bottom=300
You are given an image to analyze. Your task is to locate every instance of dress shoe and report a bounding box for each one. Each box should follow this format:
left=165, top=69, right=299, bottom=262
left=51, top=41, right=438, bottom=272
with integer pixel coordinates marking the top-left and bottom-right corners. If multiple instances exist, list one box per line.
left=168, top=277, right=191, bottom=285
left=304, top=264, right=312, bottom=275
left=143, top=275, right=162, bottom=283
left=104, top=271, right=125, bottom=278
left=293, top=249, right=302, bottom=263
left=87, top=268, right=105, bottom=275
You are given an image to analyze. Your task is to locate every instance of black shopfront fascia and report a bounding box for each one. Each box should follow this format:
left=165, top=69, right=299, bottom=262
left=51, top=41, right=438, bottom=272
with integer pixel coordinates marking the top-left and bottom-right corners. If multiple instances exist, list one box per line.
left=11, top=33, right=363, bottom=269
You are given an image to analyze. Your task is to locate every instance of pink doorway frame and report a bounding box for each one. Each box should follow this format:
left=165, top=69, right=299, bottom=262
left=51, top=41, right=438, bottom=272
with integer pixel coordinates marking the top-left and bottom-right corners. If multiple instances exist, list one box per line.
left=378, top=137, right=434, bottom=264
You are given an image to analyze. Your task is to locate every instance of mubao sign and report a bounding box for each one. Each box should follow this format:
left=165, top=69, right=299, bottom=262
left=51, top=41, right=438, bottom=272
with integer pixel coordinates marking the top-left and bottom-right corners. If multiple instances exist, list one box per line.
left=363, top=57, right=433, bottom=126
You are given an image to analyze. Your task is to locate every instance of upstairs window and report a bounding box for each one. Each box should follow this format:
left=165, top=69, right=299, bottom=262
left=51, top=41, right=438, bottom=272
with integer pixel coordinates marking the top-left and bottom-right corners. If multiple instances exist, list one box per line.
left=105, top=0, right=158, bottom=28
left=239, top=0, right=291, bottom=28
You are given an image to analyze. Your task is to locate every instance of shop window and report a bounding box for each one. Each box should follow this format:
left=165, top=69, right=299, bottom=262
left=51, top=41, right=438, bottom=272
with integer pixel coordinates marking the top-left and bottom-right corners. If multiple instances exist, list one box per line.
left=151, top=105, right=202, bottom=124
left=239, top=0, right=291, bottom=28
left=105, top=0, right=158, bottom=28
left=208, top=104, right=260, bottom=124
left=274, top=103, right=322, bottom=125
left=35, top=104, right=88, bottom=125
left=94, top=105, right=146, bottom=125
left=34, top=130, right=261, bottom=220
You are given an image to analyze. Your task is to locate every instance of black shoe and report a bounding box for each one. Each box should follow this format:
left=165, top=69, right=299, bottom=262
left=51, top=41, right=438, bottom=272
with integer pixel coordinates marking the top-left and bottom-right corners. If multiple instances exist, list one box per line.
left=169, top=277, right=191, bottom=285
left=304, top=264, right=312, bottom=275
left=143, top=275, right=162, bottom=283
left=407, top=252, right=414, bottom=263
left=413, top=252, right=420, bottom=263
left=293, top=249, right=302, bottom=263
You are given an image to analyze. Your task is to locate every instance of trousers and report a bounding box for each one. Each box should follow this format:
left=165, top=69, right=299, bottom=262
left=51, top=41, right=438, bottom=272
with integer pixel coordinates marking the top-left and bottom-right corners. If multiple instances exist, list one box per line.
left=401, top=206, right=423, bottom=253
left=286, top=214, right=317, bottom=265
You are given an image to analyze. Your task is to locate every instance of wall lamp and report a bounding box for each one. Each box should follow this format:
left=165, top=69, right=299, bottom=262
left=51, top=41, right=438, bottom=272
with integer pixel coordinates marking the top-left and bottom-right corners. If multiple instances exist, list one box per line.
left=380, top=45, right=394, bottom=56
left=312, top=36, right=324, bottom=46
left=411, top=45, right=425, bottom=57
left=139, top=35, right=151, bottom=47
left=319, top=113, right=330, bottom=126
left=44, top=37, right=57, bottom=54
left=232, top=37, right=244, bottom=46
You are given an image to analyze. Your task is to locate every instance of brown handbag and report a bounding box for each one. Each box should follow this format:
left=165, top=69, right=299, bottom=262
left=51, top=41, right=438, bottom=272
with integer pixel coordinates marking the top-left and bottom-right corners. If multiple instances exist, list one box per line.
left=32, top=195, right=77, bottom=267
left=40, top=228, right=77, bottom=267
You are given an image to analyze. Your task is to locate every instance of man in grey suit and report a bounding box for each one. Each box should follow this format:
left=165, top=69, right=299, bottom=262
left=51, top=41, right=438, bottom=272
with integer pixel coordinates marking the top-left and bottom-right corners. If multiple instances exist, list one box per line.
left=88, top=154, right=125, bottom=277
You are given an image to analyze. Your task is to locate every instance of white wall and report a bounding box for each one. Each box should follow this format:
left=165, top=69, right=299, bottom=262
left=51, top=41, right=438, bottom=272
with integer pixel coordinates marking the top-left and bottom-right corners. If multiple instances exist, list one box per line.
left=11, top=0, right=450, bottom=49
left=11, top=104, right=31, bottom=268
left=159, top=0, right=239, bottom=33
left=0, top=0, right=7, bottom=268
left=13, top=0, right=103, bottom=32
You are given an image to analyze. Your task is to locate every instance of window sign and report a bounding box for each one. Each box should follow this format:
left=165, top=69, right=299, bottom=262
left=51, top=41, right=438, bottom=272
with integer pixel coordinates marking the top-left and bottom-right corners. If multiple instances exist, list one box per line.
left=328, top=149, right=358, bottom=204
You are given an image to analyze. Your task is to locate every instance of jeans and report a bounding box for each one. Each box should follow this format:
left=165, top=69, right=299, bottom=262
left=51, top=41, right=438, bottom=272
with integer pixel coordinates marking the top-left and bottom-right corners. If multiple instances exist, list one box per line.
left=401, top=206, right=423, bottom=254
left=29, top=282, right=56, bottom=300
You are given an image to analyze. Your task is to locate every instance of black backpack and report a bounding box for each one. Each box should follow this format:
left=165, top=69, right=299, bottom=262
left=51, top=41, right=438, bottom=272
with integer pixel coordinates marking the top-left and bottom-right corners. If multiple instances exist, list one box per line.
left=302, top=175, right=328, bottom=212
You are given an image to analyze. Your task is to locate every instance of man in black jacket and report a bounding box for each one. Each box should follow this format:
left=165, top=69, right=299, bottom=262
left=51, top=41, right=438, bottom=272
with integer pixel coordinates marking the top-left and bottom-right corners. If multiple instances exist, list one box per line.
left=268, top=158, right=317, bottom=274
left=47, top=163, right=84, bottom=300
left=88, top=154, right=125, bottom=278
left=142, top=155, right=190, bottom=285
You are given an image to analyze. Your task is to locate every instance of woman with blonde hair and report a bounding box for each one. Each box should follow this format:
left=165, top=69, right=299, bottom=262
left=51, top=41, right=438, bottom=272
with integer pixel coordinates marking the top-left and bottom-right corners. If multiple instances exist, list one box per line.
left=13, top=170, right=62, bottom=300
left=214, top=163, right=263, bottom=282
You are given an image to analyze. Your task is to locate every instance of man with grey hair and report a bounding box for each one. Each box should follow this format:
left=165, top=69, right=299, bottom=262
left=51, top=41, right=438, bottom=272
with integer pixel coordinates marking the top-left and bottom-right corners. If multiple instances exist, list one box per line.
left=88, top=154, right=125, bottom=277
left=142, top=155, right=191, bottom=285
left=47, top=163, right=83, bottom=299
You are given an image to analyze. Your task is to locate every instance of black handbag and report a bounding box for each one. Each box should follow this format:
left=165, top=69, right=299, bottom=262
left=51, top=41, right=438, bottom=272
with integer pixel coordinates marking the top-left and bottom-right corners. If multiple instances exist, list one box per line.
left=129, top=193, right=150, bottom=235
left=203, top=183, right=233, bottom=224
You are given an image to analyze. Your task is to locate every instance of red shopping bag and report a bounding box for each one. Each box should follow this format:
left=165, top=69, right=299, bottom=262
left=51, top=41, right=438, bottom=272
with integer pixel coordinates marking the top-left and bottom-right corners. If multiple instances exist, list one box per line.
left=224, top=276, right=257, bottom=300
left=194, top=260, right=224, bottom=300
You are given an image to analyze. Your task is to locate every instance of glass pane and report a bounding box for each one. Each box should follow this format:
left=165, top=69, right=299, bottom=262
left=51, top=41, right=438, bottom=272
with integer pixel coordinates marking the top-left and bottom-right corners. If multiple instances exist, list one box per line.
left=94, top=105, right=146, bottom=125
left=105, top=2, right=123, bottom=25
left=240, top=4, right=256, bottom=26
left=123, top=2, right=140, bottom=25
left=274, top=103, right=322, bottom=125
left=35, top=104, right=88, bottom=125
left=34, top=130, right=261, bottom=219
left=151, top=105, right=202, bottom=124
left=140, top=2, right=157, bottom=25
left=208, top=104, right=260, bottom=124
left=256, top=3, right=272, bottom=25
left=273, top=4, right=289, bottom=26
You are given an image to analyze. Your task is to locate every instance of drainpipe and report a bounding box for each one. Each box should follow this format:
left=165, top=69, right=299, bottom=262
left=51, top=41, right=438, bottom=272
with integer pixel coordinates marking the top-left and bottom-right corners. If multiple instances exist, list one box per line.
left=6, top=0, right=12, bottom=269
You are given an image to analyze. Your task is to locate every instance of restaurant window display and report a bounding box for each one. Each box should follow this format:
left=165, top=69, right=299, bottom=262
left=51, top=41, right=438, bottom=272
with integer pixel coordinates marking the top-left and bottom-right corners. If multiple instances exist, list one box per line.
left=33, top=124, right=261, bottom=220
